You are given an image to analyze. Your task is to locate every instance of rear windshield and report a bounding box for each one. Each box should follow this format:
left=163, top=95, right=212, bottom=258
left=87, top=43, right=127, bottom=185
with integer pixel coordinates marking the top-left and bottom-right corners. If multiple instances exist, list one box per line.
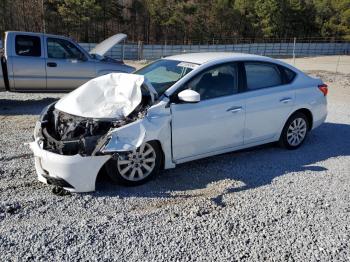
left=135, top=59, right=198, bottom=96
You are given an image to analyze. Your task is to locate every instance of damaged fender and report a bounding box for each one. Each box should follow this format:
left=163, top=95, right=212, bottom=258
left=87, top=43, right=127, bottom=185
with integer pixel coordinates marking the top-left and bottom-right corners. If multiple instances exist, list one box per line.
left=101, top=99, right=175, bottom=169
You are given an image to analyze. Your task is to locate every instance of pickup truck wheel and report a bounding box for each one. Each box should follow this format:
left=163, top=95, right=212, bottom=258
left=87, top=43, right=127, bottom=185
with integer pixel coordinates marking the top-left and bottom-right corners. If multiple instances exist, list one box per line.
left=105, top=141, right=161, bottom=186
left=279, top=112, right=309, bottom=150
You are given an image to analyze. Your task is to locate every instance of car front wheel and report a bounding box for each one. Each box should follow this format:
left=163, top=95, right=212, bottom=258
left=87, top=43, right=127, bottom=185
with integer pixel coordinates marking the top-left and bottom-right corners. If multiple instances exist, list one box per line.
left=279, top=112, right=309, bottom=150
left=105, top=141, right=162, bottom=186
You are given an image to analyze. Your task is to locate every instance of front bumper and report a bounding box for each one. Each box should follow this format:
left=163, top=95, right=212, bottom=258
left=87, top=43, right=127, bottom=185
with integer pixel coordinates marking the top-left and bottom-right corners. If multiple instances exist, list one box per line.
left=30, top=139, right=111, bottom=192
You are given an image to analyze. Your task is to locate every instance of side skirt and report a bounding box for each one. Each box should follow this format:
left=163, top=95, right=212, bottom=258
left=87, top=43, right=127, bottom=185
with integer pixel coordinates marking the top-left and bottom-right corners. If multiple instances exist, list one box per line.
left=174, top=137, right=278, bottom=165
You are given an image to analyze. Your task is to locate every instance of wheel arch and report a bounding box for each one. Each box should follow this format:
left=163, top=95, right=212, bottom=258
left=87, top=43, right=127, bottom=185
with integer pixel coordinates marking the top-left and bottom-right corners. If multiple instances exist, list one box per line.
left=291, top=108, right=313, bottom=130
left=278, top=107, right=314, bottom=142
left=147, top=139, right=166, bottom=170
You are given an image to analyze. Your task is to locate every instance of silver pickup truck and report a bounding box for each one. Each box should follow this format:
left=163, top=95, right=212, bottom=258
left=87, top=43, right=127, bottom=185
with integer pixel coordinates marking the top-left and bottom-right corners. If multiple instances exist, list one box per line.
left=0, top=31, right=135, bottom=91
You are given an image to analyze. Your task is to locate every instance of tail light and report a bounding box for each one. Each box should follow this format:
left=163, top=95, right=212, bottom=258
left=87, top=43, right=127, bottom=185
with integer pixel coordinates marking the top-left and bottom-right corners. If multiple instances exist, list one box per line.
left=318, top=84, right=328, bottom=96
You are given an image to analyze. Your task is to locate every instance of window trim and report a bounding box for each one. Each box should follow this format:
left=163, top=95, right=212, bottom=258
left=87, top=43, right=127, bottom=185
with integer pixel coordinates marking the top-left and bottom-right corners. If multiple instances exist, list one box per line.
left=279, top=65, right=297, bottom=85
left=15, top=35, right=41, bottom=57
left=170, top=61, right=242, bottom=103
left=242, top=61, right=287, bottom=92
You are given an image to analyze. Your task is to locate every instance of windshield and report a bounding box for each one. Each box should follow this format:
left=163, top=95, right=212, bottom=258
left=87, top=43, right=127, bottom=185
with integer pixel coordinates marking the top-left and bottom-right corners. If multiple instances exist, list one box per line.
left=135, top=59, right=198, bottom=96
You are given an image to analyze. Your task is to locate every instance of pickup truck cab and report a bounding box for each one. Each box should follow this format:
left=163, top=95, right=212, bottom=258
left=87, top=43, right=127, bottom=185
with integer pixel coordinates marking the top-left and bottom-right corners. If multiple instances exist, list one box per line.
left=0, top=31, right=135, bottom=91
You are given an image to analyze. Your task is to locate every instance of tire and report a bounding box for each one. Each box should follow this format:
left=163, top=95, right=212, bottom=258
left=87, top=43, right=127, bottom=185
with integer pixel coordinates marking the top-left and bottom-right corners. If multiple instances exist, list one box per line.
left=279, top=112, right=309, bottom=150
left=105, top=141, right=162, bottom=186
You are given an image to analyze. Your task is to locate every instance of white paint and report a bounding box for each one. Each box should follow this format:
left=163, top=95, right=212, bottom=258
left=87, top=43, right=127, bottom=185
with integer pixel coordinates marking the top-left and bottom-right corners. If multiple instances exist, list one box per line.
left=30, top=139, right=111, bottom=192
left=31, top=53, right=328, bottom=192
left=55, top=73, right=144, bottom=119
left=178, top=89, right=200, bottom=103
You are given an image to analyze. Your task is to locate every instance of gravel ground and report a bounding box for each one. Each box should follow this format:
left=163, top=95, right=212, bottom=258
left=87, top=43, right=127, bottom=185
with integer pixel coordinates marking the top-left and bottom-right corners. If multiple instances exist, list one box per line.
left=0, top=70, right=350, bottom=261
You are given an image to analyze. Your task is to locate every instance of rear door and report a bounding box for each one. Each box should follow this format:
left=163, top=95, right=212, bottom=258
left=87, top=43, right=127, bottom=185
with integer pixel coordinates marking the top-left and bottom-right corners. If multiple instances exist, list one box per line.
left=243, top=61, right=295, bottom=144
left=11, top=34, right=46, bottom=90
left=45, top=37, right=96, bottom=90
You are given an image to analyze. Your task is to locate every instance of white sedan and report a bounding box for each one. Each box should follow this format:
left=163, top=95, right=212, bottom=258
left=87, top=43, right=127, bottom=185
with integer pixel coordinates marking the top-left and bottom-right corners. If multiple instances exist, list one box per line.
left=30, top=52, right=328, bottom=192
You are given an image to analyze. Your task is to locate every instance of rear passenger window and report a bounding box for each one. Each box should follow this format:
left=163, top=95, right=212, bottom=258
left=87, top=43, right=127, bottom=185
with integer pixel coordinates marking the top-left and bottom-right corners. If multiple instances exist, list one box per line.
left=15, top=35, right=41, bottom=57
left=283, top=67, right=296, bottom=83
left=244, top=62, right=282, bottom=90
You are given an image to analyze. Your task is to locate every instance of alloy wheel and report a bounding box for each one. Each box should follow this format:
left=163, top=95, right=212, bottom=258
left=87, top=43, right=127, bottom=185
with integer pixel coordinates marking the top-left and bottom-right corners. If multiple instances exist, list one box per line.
left=116, top=143, right=156, bottom=181
left=286, top=117, right=307, bottom=146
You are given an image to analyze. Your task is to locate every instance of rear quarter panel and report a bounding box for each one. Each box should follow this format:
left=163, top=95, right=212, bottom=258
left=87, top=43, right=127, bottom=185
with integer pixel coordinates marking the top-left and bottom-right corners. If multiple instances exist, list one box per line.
left=271, top=74, right=327, bottom=141
left=293, top=75, right=327, bottom=129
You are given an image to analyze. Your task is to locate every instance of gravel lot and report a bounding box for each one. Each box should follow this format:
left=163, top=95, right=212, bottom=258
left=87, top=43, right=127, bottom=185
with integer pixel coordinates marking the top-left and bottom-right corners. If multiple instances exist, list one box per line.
left=0, top=68, right=350, bottom=261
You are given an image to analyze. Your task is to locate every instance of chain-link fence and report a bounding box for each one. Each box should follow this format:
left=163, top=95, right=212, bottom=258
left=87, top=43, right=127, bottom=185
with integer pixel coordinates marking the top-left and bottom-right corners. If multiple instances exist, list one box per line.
left=81, top=37, right=350, bottom=61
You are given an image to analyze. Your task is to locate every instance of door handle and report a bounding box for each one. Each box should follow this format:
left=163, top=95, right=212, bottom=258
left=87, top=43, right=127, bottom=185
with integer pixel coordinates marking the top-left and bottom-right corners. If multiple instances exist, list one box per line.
left=280, top=97, right=292, bottom=103
left=226, top=106, right=243, bottom=113
left=47, top=62, right=57, bottom=67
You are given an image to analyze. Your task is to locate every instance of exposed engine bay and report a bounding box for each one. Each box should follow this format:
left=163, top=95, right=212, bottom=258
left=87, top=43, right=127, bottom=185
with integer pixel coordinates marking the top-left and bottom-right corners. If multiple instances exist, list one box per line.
left=35, top=73, right=157, bottom=157
left=38, top=98, right=151, bottom=157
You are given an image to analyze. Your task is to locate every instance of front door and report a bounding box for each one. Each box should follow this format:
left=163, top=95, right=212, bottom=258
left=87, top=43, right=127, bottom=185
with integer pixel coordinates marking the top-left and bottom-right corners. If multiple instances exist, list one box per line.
left=45, top=37, right=96, bottom=90
left=171, top=63, right=246, bottom=161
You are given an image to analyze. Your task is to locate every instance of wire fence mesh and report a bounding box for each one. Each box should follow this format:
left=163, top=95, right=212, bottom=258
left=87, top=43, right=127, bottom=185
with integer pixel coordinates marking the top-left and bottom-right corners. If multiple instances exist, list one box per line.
left=80, top=37, right=350, bottom=61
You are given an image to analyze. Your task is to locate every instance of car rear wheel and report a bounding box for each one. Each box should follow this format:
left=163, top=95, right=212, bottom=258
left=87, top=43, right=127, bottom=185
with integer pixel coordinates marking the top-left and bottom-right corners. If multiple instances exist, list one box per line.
left=105, top=141, right=162, bottom=186
left=279, top=112, right=309, bottom=150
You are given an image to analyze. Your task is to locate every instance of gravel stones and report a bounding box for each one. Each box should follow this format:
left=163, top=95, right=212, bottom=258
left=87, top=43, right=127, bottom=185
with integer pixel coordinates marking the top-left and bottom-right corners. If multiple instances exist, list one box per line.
left=0, top=71, right=349, bottom=261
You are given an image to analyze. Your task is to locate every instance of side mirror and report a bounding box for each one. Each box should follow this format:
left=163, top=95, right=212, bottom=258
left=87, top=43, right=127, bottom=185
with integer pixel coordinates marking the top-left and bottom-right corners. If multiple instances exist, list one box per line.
left=178, top=90, right=200, bottom=103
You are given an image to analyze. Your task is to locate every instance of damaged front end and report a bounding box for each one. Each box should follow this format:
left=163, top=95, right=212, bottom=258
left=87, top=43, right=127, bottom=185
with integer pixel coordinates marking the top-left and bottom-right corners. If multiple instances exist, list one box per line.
left=37, top=102, right=149, bottom=157
left=30, top=73, right=159, bottom=192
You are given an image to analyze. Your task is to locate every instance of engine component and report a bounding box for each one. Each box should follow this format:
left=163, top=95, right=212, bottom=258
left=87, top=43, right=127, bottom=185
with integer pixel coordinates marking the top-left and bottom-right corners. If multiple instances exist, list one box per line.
left=39, top=103, right=149, bottom=156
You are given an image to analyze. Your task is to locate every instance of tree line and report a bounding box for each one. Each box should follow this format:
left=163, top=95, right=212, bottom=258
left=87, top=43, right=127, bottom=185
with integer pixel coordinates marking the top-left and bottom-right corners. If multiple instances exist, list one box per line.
left=0, top=0, right=349, bottom=44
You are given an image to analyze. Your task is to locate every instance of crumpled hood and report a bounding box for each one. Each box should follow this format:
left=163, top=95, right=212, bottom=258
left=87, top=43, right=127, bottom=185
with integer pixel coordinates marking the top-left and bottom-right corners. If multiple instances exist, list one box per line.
left=55, top=73, right=144, bottom=119
left=89, top=33, right=127, bottom=57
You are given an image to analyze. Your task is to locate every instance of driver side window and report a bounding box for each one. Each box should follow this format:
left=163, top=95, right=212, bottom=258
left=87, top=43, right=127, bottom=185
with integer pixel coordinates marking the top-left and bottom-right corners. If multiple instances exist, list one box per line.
left=47, top=38, right=86, bottom=60
left=185, top=63, right=238, bottom=100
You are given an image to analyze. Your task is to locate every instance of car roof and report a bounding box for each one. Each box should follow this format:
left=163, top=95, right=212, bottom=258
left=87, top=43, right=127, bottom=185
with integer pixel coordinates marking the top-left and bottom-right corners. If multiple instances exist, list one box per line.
left=163, top=52, right=306, bottom=96
left=165, top=52, right=266, bottom=64
left=164, top=52, right=304, bottom=75
left=6, top=31, right=75, bottom=41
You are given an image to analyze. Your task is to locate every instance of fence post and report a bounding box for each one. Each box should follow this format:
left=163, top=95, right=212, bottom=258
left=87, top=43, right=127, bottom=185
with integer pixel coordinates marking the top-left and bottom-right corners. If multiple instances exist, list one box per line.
left=137, top=41, right=143, bottom=60
left=293, top=37, right=296, bottom=65
left=122, top=39, right=125, bottom=61
left=335, top=55, right=341, bottom=80
left=163, top=39, right=167, bottom=57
